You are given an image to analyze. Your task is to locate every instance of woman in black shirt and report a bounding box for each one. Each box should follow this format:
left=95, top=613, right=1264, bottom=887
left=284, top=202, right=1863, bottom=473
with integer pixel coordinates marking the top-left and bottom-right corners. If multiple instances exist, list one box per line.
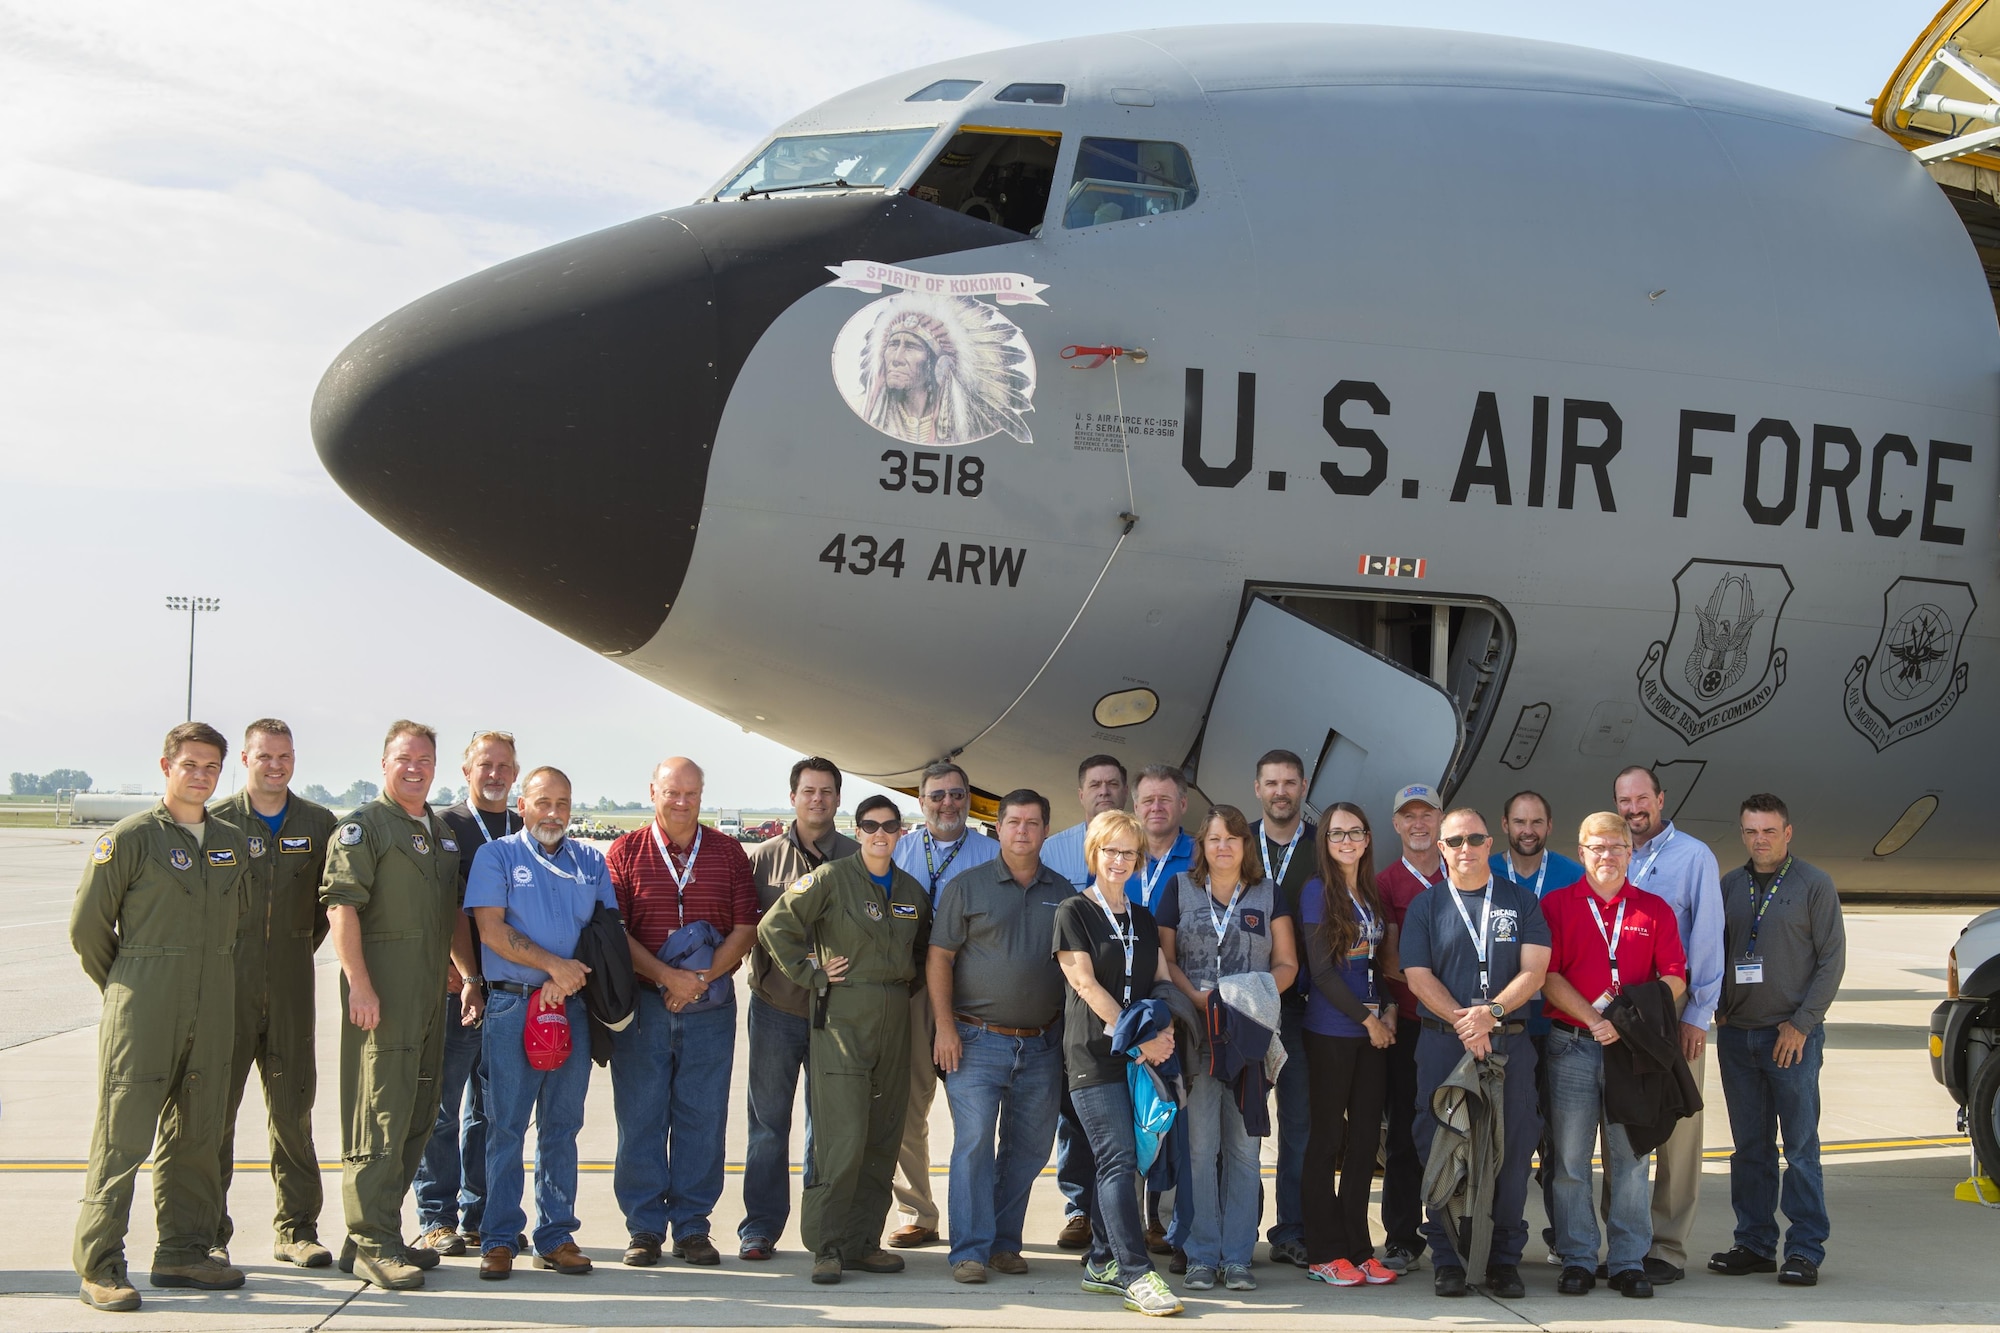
left=1053, top=809, right=1181, bottom=1317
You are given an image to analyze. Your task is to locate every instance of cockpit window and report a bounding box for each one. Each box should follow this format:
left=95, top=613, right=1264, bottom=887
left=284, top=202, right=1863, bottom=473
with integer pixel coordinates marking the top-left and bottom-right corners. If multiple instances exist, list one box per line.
left=715, top=127, right=936, bottom=199
left=907, top=129, right=1061, bottom=236
left=994, top=82, right=1065, bottom=105
left=907, top=79, right=981, bottom=102
left=1064, top=138, right=1198, bottom=230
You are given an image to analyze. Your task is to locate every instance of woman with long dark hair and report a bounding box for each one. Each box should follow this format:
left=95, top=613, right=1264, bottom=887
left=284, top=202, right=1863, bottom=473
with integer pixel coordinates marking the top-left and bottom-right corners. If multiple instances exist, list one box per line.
left=1298, top=802, right=1400, bottom=1287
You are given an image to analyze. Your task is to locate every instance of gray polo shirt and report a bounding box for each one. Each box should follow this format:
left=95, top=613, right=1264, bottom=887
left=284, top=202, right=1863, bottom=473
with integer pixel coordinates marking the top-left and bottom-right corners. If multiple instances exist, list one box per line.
left=933, top=855, right=1074, bottom=1028
left=1718, top=855, right=1845, bottom=1035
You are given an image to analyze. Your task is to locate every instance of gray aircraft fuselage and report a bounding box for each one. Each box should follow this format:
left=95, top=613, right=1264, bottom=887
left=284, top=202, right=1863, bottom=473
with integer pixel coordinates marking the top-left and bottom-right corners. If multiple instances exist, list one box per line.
left=312, top=26, right=1998, bottom=899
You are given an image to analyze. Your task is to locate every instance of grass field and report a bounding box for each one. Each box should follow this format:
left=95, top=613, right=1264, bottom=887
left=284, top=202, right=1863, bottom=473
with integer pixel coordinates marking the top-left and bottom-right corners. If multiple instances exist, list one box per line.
left=0, top=809, right=61, bottom=827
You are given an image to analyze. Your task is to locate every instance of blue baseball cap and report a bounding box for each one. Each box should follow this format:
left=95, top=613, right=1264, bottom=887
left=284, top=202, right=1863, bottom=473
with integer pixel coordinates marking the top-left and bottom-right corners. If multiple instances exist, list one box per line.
left=1393, top=783, right=1441, bottom=811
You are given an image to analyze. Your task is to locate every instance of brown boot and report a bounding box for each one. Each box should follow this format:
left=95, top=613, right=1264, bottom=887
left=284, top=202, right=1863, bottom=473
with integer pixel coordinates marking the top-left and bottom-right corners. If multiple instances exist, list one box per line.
left=479, top=1246, right=514, bottom=1281
left=79, top=1262, right=140, bottom=1312
left=413, top=1225, right=465, bottom=1257
left=536, top=1241, right=593, bottom=1275
left=353, top=1250, right=424, bottom=1290
left=273, top=1238, right=333, bottom=1268
left=149, top=1254, right=245, bottom=1290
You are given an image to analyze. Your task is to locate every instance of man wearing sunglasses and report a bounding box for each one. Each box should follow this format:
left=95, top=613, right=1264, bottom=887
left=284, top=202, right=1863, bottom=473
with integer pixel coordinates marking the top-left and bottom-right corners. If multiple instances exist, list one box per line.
left=757, top=794, right=933, bottom=1284
left=886, top=762, right=998, bottom=1248
left=1398, top=807, right=1550, bottom=1301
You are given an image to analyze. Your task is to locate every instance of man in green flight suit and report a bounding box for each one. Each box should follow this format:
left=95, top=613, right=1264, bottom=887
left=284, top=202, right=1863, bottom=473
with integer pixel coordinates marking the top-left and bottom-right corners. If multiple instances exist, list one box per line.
left=756, top=793, right=931, bottom=1285
left=211, top=718, right=337, bottom=1268
left=320, top=720, right=483, bottom=1290
left=70, top=721, right=252, bottom=1312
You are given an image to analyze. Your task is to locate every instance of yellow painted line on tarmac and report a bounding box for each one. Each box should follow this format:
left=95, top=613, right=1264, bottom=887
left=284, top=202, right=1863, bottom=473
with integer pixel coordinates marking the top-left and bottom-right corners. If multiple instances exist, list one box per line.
left=0, top=1135, right=1970, bottom=1174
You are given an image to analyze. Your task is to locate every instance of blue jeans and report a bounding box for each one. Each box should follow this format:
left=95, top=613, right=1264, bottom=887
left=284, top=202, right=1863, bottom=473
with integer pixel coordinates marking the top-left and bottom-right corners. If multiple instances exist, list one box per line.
left=1546, top=1026, right=1652, bottom=1273
left=1183, top=1071, right=1261, bottom=1268
left=943, top=1022, right=1063, bottom=1264
left=414, top=993, right=487, bottom=1233
left=611, top=992, right=735, bottom=1242
left=740, top=994, right=815, bottom=1244
left=1413, top=1027, right=1541, bottom=1270
left=1070, top=1079, right=1153, bottom=1280
left=1266, top=998, right=1309, bottom=1246
left=480, top=991, right=590, bottom=1255
left=1717, top=1023, right=1829, bottom=1265
left=1055, top=1089, right=1094, bottom=1219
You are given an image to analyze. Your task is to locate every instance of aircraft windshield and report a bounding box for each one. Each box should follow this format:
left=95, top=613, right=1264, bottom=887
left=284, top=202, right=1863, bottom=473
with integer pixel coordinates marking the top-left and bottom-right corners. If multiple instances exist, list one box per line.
left=717, top=128, right=937, bottom=198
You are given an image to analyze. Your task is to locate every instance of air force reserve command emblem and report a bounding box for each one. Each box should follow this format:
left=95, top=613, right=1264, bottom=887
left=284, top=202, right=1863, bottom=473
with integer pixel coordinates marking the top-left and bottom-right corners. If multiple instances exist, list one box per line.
left=1843, top=577, right=1976, bottom=752
left=169, top=848, right=193, bottom=871
left=1637, top=559, right=1792, bottom=743
left=247, top=835, right=266, bottom=859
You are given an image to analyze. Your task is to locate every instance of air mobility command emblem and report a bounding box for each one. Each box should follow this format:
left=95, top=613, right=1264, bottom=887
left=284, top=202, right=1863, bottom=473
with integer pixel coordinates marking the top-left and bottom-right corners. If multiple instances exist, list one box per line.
left=1637, top=559, right=1792, bottom=743
left=336, top=824, right=363, bottom=847
left=1843, top=577, right=1975, bottom=752
left=91, top=834, right=114, bottom=865
left=169, top=848, right=193, bottom=870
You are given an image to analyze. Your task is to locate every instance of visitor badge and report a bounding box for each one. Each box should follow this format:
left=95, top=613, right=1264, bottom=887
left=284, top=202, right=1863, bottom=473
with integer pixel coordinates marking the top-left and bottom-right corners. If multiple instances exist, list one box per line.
left=1364, top=1003, right=1381, bottom=1021
left=1735, top=956, right=1765, bottom=985
left=1591, top=989, right=1616, bottom=1013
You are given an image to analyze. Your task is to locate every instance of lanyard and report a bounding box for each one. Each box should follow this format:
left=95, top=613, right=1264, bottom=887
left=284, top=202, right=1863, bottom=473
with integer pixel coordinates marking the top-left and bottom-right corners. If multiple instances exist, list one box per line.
left=1138, top=846, right=1174, bottom=908
left=469, top=807, right=510, bottom=845
left=531, top=838, right=585, bottom=882
left=1586, top=893, right=1628, bottom=989
left=651, top=823, right=702, bottom=926
left=1349, top=890, right=1379, bottom=958
left=1205, top=879, right=1244, bottom=948
left=1087, top=888, right=1137, bottom=1005
left=1634, top=828, right=1674, bottom=885
left=1502, top=854, right=1547, bottom=898
left=1260, top=825, right=1302, bottom=886
left=922, top=829, right=965, bottom=898
left=1402, top=856, right=1446, bottom=890
left=1744, top=856, right=1791, bottom=956
left=1445, top=882, right=1494, bottom=997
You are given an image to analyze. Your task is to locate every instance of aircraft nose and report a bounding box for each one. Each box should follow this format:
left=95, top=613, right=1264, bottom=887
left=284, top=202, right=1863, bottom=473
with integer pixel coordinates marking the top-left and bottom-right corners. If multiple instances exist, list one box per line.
left=312, top=195, right=1019, bottom=656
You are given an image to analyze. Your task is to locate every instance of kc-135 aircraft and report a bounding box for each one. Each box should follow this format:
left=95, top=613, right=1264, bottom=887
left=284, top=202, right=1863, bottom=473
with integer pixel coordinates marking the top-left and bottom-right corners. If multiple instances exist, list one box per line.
left=313, top=12, right=2000, bottom=899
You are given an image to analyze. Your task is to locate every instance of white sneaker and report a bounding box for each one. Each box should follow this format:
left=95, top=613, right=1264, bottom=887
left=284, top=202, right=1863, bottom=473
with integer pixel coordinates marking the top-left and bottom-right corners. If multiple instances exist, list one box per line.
left=1125, top=1270, right=1184, bottom=1316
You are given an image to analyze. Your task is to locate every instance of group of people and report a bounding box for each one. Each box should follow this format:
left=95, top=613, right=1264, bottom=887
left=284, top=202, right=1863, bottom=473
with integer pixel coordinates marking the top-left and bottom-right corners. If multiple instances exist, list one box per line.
left=67, top=722, right=1847, bottom=1320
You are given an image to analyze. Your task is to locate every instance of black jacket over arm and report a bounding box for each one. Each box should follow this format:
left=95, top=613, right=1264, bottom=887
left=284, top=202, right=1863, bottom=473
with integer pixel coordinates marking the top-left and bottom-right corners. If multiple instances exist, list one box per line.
left=1603, top=978, right=1702, bottom=1155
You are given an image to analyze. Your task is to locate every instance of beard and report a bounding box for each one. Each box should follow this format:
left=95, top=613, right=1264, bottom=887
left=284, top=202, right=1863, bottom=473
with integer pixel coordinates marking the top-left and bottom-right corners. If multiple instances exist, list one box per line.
left=534, top=822, right=566, bottom=849
left=1509, top=831, right=1543, bottom=857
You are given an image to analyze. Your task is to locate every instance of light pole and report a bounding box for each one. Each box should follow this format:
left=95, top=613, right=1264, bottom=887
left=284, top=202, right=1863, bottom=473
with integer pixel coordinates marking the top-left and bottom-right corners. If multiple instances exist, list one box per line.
left=164, top=596, right=221, bottom=721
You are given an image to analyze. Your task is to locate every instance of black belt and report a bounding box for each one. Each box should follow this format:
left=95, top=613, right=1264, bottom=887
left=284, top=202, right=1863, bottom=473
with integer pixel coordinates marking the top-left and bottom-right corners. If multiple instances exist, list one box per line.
left=488, top=979, right=537, bottom=997
left=1421, top=1015, right=1525, bottom=1036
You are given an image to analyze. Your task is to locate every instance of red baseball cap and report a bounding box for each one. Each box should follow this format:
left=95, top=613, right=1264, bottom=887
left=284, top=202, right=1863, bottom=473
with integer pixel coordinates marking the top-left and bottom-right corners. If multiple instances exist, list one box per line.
left=524, top=997, right=572, bottom=1071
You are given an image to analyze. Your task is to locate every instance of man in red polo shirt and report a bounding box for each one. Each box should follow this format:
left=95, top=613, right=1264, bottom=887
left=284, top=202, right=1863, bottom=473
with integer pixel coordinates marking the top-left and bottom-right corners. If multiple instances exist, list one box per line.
left=1374, top=781, right=1445, bottom=1274
left=1540, top=812, right=1686, bottom=1300
left=605, top=756, right=760, bottom=1269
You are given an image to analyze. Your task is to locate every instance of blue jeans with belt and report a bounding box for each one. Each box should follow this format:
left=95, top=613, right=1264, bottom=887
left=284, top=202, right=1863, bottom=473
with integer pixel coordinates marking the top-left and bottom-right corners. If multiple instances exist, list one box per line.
left=413, top=992, right=487, bottom=1235
left=611, top=992, right=736, bottom=1243
left=942, top=1021, right=1063, bottom=1264
left=1546, top=1024, right=1652, bottom=1274
left=480, top=991, right=591, bottom=1255
left=1717, top=1023, right=1829, bottom=1265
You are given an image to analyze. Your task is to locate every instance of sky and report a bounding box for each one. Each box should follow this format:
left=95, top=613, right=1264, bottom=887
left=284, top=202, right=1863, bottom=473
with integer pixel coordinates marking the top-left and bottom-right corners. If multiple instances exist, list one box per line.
left=0, top=0, right=1941, bottom=805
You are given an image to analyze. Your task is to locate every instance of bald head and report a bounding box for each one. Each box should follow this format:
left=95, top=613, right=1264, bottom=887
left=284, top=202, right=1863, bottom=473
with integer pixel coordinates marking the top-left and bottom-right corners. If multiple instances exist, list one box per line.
left=649, top=756, right=705, bottom=841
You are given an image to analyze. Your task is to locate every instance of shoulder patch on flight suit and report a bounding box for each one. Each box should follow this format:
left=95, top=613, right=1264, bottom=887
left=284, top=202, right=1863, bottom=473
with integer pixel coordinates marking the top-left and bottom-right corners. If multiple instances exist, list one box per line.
left=789, top=869, right=820, bottom=894
left=891, top=902, right=919, bottom=919
left=169, top=848, right=193, bottom=870
left=411, top=833, right=430, bottom=855
left=336, top=823, right=363, bottom=847
left=207, top=849, right=237, bottom=866
left=91, top=834, right=114, bottom=865
left=248, top=835, right=266, bottom=858
left=280, top=836, right=311, bottom=853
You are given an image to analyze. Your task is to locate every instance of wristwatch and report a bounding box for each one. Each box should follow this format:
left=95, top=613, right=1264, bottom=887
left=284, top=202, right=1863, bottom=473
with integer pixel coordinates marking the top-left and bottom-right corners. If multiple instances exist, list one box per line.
left=1487, top=1001, right=1506, bottom=1022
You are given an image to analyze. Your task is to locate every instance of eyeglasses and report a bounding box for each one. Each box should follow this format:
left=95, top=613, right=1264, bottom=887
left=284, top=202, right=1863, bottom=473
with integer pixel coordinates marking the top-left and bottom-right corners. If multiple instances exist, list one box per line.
left=1581, top=843, right=1631, bottom=859
left=855, top=818, right=903, bottom=835
left=1326, top=829, right=1369, bottom=843
left=1441, top=833, right=1491, bottom=848
left=924, top=788, right=969, bottom=803
left=1098, top=847, right=1140, bottom=862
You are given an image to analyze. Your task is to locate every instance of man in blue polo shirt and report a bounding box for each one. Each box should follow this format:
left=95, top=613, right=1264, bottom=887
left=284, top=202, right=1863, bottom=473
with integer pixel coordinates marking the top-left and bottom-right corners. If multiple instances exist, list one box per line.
left=463, top=766, right=617, bottom=1281
left=1131, top=765, right=1195, bottom=914
left=1489, top=789, right=1583, bottom=1262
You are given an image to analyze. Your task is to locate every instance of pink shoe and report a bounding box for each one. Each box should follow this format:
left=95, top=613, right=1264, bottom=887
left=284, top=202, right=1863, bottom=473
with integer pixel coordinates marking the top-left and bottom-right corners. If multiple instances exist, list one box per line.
left=1358, top=1257, right=1398, bottom=1285
left=1308, top=1259, right=1365, bottom=1286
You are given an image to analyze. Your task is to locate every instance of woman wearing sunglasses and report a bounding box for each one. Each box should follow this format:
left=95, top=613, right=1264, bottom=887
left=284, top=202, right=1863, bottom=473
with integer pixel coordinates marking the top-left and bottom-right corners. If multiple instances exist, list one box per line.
left=1297, top=803, right=1400, bottom=1288
left=1053, top=809, right=1182, bottom=1317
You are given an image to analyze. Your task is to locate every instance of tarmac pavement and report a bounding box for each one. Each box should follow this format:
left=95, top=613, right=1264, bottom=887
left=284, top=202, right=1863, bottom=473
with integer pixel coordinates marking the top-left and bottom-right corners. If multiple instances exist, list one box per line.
left=0, top=828, right=1993, bottom=1331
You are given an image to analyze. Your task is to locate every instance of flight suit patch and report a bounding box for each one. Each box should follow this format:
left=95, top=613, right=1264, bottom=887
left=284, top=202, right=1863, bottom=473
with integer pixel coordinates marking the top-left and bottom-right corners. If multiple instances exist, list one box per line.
left=865, top=900, right=883, bottom=921
left=336, top=824, right=363, bottom=847
left=789, top=870, right=820, bottom=894
left=891, top=902, right=919, bottom=919
left=280, top=836, right=311, bottom=853
left=440, top=837, right=458, bottom=852
left=91, top=835, right=114, bottom=865
left=248, top=836, right=267, bottom=859
left=169, top=849, right=193, bottom=870
left=207, top=849, right=237, bottom=866
left=411, top=834, right=430, bottom=855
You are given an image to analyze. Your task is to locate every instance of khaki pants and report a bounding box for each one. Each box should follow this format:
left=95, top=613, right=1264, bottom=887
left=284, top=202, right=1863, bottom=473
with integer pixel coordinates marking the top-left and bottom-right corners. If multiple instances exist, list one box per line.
left=1649, top=1038, right=1707, bottom=1267
left=892, top=989, right=939, bottom=1230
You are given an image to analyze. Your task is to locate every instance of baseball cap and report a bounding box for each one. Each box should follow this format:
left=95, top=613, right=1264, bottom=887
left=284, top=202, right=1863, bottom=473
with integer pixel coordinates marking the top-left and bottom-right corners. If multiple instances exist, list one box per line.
left=523, top=995, right=573, bottom=1071
left=1392, top=783, right=1441, bottom=812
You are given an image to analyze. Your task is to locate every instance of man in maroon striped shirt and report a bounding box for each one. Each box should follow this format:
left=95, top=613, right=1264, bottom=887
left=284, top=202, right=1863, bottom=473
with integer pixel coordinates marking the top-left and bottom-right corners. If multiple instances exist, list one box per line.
left=605, top=757, right=760, bottom=1268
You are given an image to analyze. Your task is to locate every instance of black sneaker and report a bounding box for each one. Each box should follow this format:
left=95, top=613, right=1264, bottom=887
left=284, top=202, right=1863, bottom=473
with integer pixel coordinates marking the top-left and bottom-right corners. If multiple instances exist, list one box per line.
left=1268, top=1238, right=1309, bottom=1268
left=1434, top=1264, right=1468, bottom=1297
left=1609, top=1268, right=1654, bottom=1298
left=1643, top=1256, right=1685, bottom=1284
left=1709, top=1246, right=1777, bottom=1276
left=673, top=1235, right=721, bottom=1266
left=1485, top=1264, right=1525, bottom=1298
left=1557, top=1265, right=1595, bottom=1295
left=1778, top=1255, right=1819, bottom=1286
left=1382, top=1242, right=1422, bottom=1274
